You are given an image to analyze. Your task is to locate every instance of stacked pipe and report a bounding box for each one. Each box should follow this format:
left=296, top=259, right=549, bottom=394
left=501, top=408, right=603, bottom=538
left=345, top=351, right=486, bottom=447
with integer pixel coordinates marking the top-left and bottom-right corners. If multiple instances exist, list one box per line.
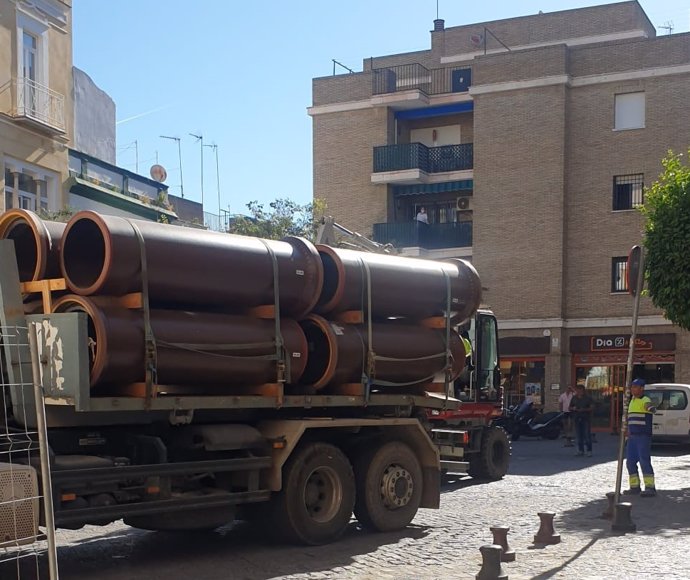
left=0, top=209, right=482, bottom=396
left=297, top=246, right=481, bottom=392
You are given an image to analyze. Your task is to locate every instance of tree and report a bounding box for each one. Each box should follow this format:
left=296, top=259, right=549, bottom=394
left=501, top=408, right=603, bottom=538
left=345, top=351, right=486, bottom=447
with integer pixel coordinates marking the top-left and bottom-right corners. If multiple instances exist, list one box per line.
left=226, top=198, right=326, bottom=242
left=641, top=150, right=690, bottom=330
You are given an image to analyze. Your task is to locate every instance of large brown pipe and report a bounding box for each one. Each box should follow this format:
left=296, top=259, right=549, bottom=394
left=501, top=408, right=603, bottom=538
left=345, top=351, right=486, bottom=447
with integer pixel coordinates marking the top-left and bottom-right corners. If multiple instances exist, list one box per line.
left=0, top=209, right=66, bottom=281
left=298, top=314, right=464, bottom=390
left=315, top=246, right=482, bottom=321
left=59, top=211, right=324, bottom=318
left=52, top=295, right=308, bottom=390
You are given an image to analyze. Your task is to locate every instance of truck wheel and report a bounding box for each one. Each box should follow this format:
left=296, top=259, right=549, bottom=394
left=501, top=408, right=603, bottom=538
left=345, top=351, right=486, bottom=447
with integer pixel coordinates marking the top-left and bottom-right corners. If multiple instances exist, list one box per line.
left=468, top=427, right=511, bottom=481
left=353, top=441, right=422, bottom=532
left=272, top=442, right=355, bottom=545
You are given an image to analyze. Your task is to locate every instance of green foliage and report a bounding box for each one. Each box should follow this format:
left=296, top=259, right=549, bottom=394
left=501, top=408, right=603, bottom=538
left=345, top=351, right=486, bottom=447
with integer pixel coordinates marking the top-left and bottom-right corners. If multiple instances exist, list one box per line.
left=39, top=207, right=76, bottom=223
left=227, top=198, right=326, bottom=241
left=641, top=150, right=690, bottom=330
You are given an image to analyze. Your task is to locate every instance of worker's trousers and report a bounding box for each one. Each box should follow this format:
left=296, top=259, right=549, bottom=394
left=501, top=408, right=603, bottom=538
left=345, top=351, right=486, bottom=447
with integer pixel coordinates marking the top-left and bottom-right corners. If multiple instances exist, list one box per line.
left=626, top=434, right=654, bottom=478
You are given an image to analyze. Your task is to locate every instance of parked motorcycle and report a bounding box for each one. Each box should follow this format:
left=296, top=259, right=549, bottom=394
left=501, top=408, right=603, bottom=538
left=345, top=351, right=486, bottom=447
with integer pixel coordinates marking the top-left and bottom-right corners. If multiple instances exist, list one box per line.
left=493, top=399, right=564, bottom=441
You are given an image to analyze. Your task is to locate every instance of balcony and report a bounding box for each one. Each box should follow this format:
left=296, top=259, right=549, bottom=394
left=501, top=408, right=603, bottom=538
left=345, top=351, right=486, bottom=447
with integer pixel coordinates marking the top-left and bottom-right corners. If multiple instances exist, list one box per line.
left=371, top=64, right=471, bottom=108
left=372, top=142, right=473, bottom=184
left=373, top=221, right=472, bottom=250
left=2, top=78, right=65, bottom=133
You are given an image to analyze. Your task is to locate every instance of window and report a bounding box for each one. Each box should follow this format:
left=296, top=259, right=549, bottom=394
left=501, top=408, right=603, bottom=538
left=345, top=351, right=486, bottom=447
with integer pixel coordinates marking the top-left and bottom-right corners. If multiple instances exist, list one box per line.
left=22, top=31, right=38, bottom=81
left=611, top=257, right=629, bottom=293
left=613, top=174, right=644, bottom=210
left=645, top=389, right=688, bottom=411
left=614, top=92, right=645, bottom=130
left=3, top=159, right=54, bottom=212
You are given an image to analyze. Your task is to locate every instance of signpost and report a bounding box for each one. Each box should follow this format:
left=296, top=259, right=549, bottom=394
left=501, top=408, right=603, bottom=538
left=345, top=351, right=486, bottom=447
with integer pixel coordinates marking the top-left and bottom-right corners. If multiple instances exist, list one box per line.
left=612, top=245, right=645, bottom=531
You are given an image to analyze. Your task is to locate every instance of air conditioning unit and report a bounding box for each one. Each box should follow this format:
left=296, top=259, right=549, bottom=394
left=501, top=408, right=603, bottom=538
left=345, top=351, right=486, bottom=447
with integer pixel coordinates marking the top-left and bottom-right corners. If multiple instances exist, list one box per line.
left=0, top=462, right=39, bottom=548
left=456, top=196, right=472, bottom=211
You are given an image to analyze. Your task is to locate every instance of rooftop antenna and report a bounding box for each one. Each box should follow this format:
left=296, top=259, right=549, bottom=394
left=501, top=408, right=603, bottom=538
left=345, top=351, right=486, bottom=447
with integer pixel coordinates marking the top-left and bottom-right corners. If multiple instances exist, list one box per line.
left=160, top=135, right=184, bottom=198
left=203, top=143, right=221, bottom=216
left=436, top=0, right=439, bottom=20
left=659, top=21, right=673, bottom=35
left=189, top=133, right=204, bottom=207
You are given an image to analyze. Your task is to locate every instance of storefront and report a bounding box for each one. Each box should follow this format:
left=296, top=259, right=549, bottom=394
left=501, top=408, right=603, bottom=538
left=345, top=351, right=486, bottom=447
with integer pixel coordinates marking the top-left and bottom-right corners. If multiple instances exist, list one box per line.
left=570, top=333, right=676, bottom=431
left=499, top=336, right=550, bottom=408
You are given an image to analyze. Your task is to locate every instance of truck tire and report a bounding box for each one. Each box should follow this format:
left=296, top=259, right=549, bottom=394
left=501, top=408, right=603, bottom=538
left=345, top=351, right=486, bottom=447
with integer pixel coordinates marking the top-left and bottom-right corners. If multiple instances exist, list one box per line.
left=468, top=427, right=511, bottom=481
left=271, top=442, right=355, bottom=545
left=353, top=441, right=422, bottom=532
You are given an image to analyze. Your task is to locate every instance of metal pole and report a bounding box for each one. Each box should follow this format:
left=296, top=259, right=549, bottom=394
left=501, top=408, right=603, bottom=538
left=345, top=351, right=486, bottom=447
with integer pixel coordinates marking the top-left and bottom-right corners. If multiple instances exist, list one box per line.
left=135, top=140, right=139, bottom=174
left=204, top=144, right=221, bottom=215
left=189, top=133, right=204, bottom=207
left=160, top=136, right=185, bottom=198
left=214, top=145, right=221, bottom=214
left=613, top=248, right=645, bottom=510
left=177, top=138, right=185, bottom=198
left=27, top=322, right=59, bottom=580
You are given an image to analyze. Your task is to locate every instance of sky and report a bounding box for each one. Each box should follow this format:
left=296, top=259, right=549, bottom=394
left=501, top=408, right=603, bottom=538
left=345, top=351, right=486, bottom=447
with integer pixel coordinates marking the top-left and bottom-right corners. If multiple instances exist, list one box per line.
left=72, top=1, right=690, bottom=217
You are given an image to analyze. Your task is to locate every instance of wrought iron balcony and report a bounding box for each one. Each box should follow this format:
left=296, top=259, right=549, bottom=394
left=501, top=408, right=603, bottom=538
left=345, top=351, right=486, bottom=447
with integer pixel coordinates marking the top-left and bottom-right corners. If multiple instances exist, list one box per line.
left=373, top=143, right=473, bottom=174
left=373, top=221, right=472, bottom=250
left=6, top=78, right=65, bottom=132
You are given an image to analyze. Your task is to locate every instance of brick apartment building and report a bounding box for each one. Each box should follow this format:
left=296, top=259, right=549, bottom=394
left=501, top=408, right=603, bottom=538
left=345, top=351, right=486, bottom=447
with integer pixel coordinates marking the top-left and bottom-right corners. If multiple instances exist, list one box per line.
left=309, top=0, right=690, bottom=429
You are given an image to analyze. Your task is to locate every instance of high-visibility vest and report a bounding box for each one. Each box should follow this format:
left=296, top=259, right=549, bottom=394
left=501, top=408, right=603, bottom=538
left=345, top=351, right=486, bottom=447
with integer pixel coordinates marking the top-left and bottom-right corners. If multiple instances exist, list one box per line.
left=628, top=396, right=653, bottom=436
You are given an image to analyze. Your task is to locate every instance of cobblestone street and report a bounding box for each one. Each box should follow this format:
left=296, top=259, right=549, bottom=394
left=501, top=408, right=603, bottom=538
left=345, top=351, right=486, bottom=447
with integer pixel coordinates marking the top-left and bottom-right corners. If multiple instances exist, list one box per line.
left=3, top=436, right=686, bottom=580
left=25, top=434, right=684, bottom=580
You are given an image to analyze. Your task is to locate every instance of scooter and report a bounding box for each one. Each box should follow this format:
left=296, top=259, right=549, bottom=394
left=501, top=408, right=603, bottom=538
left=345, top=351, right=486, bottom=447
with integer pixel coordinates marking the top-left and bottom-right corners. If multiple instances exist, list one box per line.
left=493, top=399, right=564, bottom=441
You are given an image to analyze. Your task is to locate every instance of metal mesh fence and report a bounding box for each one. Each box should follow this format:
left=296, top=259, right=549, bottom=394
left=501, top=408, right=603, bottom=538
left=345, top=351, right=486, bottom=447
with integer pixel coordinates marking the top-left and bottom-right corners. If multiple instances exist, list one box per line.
left=0, top=325, right=58, bottom=580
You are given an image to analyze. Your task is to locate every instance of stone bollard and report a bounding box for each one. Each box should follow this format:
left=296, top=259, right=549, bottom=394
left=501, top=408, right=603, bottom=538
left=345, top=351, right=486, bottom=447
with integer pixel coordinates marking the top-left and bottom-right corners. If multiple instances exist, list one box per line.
left=533, top=512, right=561, bottom=545
left=611, top=502, right=637, bottom=533
left=600, top=491, right=616, bottom=519
left=490, top=526, right=516, bottom=562
left=476, top=544, right=508, bottom=580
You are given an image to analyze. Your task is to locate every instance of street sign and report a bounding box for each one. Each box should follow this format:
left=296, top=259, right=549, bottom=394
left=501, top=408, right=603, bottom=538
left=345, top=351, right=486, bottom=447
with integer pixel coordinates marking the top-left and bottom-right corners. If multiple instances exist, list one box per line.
left=626, top=245, right=644, bottom=296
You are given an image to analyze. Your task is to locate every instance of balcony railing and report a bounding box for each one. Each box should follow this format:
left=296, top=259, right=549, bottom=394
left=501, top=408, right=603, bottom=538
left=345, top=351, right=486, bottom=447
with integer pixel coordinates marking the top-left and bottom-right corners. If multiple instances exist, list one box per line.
left=373, top=143, right=473, bottom=174
left=372, top=64, right=471, bottom=96
left=373, top=221, right=472, bottom=250
left=12, top=78, right=65, bottom=132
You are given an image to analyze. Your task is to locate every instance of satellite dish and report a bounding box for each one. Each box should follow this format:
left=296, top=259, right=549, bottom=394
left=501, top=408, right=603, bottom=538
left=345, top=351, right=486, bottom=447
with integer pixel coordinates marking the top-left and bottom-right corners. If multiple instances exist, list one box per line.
left=470, top=33, right=484, bottom=47
left=150, top=164, right=167, bottom=182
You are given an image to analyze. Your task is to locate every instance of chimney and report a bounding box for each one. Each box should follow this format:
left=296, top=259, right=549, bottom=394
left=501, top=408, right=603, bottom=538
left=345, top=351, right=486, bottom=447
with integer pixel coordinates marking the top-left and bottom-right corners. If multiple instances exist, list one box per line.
left=433, top=18, right=445, bottom=31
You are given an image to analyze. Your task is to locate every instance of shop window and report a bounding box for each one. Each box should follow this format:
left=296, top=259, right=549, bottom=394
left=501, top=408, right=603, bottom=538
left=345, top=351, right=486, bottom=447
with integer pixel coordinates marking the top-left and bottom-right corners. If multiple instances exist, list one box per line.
left=614, top=92, right=645, bottom=130
left=613, top=174, right=644, bottom=211
left=611, top=257, right=628, bottom=293
left=500, top=359, right=545, bottom=408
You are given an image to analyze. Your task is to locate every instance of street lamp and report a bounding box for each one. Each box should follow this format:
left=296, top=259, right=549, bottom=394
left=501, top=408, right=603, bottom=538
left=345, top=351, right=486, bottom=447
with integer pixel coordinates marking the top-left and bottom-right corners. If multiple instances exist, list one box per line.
left=159, top=135, right=184, bottom=198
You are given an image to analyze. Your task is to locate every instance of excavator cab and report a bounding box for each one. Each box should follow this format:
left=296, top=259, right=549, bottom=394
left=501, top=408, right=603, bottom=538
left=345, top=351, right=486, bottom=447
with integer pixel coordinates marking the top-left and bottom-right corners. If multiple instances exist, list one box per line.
left=455, top=310, right=502, bottom=409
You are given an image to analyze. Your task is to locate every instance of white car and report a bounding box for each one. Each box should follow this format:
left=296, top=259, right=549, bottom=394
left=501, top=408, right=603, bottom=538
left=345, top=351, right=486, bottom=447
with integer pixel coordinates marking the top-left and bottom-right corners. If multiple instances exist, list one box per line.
left=645, top=383, right=690, bottom=444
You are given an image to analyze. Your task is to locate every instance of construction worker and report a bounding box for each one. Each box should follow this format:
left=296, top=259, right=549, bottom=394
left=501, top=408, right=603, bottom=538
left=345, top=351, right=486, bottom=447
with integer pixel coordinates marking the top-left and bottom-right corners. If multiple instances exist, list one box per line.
left=624, top=378, right=657, bottom=497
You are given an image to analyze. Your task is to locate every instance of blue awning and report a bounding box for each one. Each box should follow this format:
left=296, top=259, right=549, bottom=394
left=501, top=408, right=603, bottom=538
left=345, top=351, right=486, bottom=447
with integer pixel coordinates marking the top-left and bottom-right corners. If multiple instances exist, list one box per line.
left=395, top=101, right=474, bottom=120
left=392, top=180, right=473, bottom=197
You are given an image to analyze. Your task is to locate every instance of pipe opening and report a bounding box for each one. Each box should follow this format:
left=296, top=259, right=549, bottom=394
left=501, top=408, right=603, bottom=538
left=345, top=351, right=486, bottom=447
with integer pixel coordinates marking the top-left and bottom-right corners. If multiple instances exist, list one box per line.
left=5, top=222, right=39, bottom=282
left=299, top=318, right=332, bottom=386
left=52, top=302, right=97, bottom=373
left=62, top=219, right=106, bottom=290
left=317, top=251, right=339, bottom=309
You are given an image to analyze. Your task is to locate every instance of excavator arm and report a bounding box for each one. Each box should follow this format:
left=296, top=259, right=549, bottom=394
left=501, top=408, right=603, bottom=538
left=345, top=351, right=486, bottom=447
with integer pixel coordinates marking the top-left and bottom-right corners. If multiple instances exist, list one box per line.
left=315, top=216, right=394, bottom=254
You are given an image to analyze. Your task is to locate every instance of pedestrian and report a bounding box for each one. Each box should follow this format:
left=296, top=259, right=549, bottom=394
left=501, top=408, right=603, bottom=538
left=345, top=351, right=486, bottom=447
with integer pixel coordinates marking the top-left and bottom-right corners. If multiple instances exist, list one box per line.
left=624, top=378, right=657, bottom=497
left=569, top=384, right=593, bottom=456
left=558, top=385, right=575, bottom=447
left=416, top=206, right=429, bottom=224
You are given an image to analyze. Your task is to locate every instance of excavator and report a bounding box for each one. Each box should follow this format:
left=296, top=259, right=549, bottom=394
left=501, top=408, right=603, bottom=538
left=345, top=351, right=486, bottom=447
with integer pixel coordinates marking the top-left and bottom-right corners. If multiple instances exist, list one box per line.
left=315, top=216, right=510, bottom=480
